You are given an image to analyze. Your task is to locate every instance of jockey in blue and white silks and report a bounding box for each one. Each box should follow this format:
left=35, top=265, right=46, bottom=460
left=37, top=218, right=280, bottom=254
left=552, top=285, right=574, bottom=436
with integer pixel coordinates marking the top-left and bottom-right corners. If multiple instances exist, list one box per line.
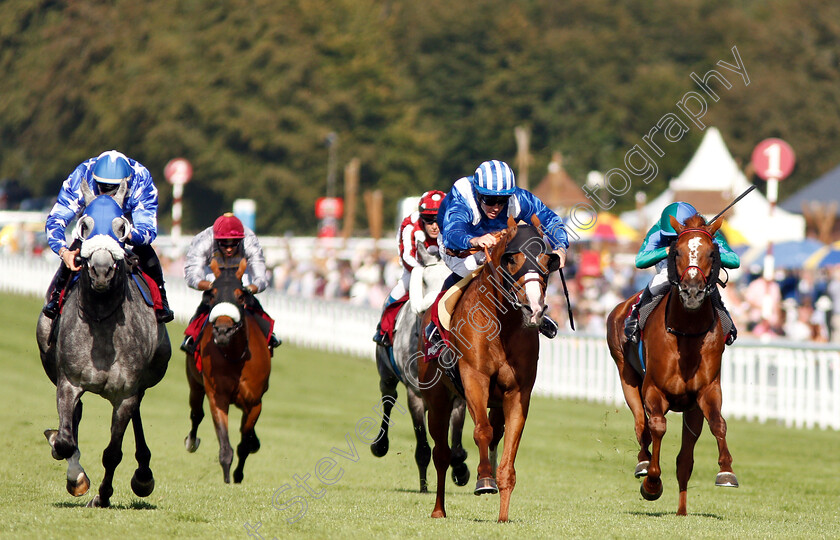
left=46, top=151, right=158, bottom=255
left=438, top=160, right=569, bottom=278
left=431, top=159, right=570, bottom=339
left=42, top=150, right=174, bottom=323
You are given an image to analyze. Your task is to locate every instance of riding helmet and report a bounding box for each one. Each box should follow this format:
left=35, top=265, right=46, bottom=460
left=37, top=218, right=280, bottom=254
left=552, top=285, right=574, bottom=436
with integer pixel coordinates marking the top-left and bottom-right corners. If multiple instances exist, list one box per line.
left=213, top=212, right=246, bottom=239
left=659, top=201, right=700, bottom=234
left=472, top=160, right=516, bottom=196
left=91, top=150, right=133, bottom=184
left=418, top=190, right=446, bottom=215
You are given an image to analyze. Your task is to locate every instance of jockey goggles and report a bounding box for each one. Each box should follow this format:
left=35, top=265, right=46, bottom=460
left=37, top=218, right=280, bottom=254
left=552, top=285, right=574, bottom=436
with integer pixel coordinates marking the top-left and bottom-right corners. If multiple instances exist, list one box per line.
left=218, top=239, right=241, bottom=249
left=478, top=194, right=510, bottom=207
left=420, top=214, right=437, bottom=225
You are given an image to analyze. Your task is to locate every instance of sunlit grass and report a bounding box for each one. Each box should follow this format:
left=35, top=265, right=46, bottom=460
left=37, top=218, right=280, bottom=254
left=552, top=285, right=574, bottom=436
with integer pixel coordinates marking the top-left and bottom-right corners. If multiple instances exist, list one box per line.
left=1, top=292, right=838, bottom=539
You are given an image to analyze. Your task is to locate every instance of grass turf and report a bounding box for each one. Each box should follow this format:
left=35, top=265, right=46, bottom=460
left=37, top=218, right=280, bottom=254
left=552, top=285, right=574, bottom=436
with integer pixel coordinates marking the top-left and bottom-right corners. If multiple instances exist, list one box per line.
left=1, top=292, right=838, bottom=539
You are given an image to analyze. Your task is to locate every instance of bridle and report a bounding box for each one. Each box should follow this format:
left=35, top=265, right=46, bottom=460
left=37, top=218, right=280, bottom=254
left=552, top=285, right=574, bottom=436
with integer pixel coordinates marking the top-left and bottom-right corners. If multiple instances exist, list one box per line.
left=667, top=228, right=721, bottom=298
left=484, top=242, right=551, bottom=311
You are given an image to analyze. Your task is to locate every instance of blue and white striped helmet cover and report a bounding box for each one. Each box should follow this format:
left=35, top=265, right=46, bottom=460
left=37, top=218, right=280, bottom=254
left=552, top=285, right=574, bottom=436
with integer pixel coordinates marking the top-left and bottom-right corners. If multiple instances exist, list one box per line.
left=472, top=160, right=516, bottom=196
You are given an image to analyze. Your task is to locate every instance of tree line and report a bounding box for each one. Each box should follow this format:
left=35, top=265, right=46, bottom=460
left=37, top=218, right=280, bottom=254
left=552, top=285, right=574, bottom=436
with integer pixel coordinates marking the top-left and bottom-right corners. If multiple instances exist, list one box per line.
left=1, top=0, right=837, bottom=234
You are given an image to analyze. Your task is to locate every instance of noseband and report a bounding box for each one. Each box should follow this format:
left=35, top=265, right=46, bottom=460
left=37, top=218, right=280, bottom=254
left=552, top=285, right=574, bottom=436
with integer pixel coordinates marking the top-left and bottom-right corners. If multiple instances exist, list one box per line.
left=485, top=246, right=549, bottom=310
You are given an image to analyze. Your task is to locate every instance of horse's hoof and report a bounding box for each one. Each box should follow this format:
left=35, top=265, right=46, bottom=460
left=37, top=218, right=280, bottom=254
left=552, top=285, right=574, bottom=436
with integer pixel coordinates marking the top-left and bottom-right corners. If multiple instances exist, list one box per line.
left=634, top=460, right=650, bottom=478
left=66, top=472, right=90, bottom=497
left=233, top=470, right=244, bottom=484
left=451, top=462, right=470, bottom=486
left=640, top=479, right=663, bottom=501
left=474, top=476, right=498, bottom=496
left=131, top=470, right=155, bottom=497
left=370, top=437, right=389, bottom=458
left=431, top=509, right=446, bottom=518
left=86, top=495, right=109, bottom=508
left=44, top=430, right=61, bottom=460
left=184, top=436, right=200, bottom=453
left=715, top=472, right=739, bottom=488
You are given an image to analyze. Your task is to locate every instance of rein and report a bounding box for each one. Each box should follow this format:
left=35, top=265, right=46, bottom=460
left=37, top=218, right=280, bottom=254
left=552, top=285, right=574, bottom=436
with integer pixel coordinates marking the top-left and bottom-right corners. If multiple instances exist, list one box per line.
left=483, top=246, right=547, bottom=310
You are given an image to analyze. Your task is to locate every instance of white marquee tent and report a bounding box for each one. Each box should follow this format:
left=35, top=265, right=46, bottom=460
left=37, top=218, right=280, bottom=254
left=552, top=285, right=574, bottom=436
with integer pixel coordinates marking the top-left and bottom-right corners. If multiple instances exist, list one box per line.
left=620, top=127, right=805, bottom=246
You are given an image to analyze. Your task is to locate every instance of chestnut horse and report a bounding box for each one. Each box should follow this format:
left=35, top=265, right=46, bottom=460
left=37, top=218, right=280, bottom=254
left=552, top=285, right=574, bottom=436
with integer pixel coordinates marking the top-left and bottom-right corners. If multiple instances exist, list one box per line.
left=184, top=257, right=271, bottom=483
left=606, top=214, right=738, bottom=516
left=420, top=218, right=561, bottom=522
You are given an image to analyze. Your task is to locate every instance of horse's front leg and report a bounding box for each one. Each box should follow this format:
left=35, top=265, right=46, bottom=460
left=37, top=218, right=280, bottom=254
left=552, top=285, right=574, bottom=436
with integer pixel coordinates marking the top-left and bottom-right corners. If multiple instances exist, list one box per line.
left=233, top=401, right=263, bottom=484
left=676, top=407, right=704, bottom=516
left=617, top=352, right=651, bottom=477
left=129, top=395, right=156, bottom=498
left=370, top=347, right=399, bottom=458
left=488, top=406, right=505, bottom=480
left=45, top=397, right=89, bottom=496
left=460, top=368, right=496, bottom=496
left=207, top=392, right=233, bottom=483
left=88, top=395, right=140, bottom=508
left=640, top=386, right=668, bottom=502
left=495, top=389, right=532, bottom=523
left=406, top=388, right=432, bottom=492
left=51, top=378, right=83, bottom=460
left=184, top=358, right=205, bottom=453
left=448, top=396, right=470, bottom=487
left=697, top=383, right=738, bottom=489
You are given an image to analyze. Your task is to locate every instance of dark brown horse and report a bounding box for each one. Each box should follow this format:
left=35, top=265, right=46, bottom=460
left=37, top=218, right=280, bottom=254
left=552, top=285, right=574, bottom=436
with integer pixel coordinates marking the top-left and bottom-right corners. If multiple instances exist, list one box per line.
left=606, top=213, right=738, bottom=516
left=420, top=218, right=561, bottom=522
left=184, top=257, right=271, bottom=483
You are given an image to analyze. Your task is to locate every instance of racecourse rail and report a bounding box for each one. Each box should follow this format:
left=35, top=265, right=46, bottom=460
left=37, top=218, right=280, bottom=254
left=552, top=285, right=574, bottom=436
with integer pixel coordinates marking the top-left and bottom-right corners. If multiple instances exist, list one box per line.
left=7, top=254, right=838, bottom=431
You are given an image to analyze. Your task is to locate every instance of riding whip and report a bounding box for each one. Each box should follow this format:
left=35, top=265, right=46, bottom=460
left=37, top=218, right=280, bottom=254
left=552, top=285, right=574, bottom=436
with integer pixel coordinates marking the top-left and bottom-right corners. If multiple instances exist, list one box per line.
left=559, top=267, right=575, bottom=331
left=709, top=184, right=756, bottom=224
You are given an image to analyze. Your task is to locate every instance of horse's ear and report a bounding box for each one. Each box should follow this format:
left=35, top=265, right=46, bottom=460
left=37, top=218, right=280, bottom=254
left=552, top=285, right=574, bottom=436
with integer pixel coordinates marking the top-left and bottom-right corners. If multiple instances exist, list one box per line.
left=210, top=258, right=221, bottom=278
left=707, top=215, right=723, bottom=236
left=416, top=241, right=436, bottom=266
left=80, top=180, right=96, bottom=206
left=236, top=257, right=248, bottom=281
left=530, top=214, right=542, bottom=231
left=669, top=215, right=684, bottom=234
left=112, top=177, right=128, bottom=208
left=507, top=215, right=517, bottom=230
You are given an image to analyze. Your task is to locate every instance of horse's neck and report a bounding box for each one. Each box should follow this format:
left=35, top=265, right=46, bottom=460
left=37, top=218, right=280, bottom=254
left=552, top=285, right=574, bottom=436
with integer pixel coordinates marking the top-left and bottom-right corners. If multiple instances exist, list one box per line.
left=665, top=286, right=715, bottom=334
left=471, top=268, right=520, bottom=324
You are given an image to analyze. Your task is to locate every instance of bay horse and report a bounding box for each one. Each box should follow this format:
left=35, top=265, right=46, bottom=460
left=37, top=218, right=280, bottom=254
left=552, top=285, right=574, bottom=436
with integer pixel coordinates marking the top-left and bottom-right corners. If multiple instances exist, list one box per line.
left=371, top=242, right=470, bottom=492
left=36, top=179, right=172, bottom=507
left=420, top=218, right=561, bottom=522
left=606, top=213, right=738, bottom=516
left=184, top=256, right=271, bottom=483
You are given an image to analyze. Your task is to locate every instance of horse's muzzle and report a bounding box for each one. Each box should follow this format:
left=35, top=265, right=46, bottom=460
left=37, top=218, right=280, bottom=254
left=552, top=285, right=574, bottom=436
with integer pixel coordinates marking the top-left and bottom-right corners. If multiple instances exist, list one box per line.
left=678, top=285, right=707, bottom=310
left=521, top=304, right=546, bottom=328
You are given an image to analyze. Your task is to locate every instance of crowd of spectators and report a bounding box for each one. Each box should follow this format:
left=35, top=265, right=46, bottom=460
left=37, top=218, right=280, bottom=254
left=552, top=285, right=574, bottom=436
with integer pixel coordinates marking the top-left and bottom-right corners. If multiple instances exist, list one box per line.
left=255, top=244, right=840, bottom=345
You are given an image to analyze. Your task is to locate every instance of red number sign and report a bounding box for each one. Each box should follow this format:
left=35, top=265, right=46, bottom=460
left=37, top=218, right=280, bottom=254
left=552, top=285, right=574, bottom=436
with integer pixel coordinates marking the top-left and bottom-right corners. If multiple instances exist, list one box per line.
left=751, top=138, right=795, bottom=181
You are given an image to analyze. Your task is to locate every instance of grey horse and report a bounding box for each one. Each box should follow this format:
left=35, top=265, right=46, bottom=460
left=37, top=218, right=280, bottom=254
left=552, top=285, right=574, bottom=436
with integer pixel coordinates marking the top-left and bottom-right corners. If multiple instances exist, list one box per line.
left=370, top=242, right=470, bottom=492
left=35, top=179, right=171, bottom=508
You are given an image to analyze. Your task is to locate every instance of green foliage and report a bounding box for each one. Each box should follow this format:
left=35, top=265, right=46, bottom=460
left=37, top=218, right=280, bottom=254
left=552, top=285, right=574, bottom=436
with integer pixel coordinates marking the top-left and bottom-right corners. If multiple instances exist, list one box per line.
left=2, top=290, right=840, bottom=537
left=1, top=0, right=838, bottom=232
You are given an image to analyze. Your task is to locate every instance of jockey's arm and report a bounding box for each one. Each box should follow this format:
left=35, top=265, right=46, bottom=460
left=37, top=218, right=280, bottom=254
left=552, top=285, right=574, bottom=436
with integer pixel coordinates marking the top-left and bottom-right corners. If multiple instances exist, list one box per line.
left=242, top=231, right=269, bottom=292
left=713, top=231, right=741, bottom=269
left=125, top=169, right=159, bottom=246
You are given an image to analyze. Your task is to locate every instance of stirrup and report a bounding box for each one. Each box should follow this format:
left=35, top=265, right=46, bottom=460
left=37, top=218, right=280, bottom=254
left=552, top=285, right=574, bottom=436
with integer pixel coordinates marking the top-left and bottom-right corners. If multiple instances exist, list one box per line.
left=180, top=336, right=197, bottom=356
left=269, top=334, right=281, bottom=349
left=726, top=327, right=737, bottom=346
left=156, top=307, right=175, bottom=324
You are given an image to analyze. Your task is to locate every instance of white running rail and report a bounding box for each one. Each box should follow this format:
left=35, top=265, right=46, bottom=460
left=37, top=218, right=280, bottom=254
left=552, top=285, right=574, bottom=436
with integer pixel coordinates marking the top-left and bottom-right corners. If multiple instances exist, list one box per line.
left=6, top=254, right=838, bottom=430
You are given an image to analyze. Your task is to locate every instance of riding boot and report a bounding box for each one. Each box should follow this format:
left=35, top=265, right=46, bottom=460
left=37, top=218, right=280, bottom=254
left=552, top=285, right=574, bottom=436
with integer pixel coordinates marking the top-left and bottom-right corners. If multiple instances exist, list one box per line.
left=538, top=315, right=558, bottom=339
left=156, top=285, right=175, bottom=323
left=625, top=288, right=653, bottom=344
left=43, top=263, right=73, bottom=319
left=133, top=243, right=174, bottom=323
left=424, top=321, right=443, bottom=354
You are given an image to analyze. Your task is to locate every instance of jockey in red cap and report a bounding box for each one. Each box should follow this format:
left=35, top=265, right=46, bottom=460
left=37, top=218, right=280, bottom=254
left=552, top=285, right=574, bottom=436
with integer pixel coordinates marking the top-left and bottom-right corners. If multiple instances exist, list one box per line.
left=181, top=213, right=280, bottom=356
left=373, top=190, right=446, bottom=347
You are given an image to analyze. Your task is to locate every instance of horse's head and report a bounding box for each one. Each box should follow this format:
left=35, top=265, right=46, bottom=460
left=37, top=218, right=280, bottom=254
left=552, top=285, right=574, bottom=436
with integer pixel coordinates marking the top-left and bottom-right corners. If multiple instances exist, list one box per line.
left=488, top=216, right=562, bottom=328
left=206, top=257, right=249, bottom=348
left=668, top=213, right=722, bottom=310
left=76, top=179, right=131, bottom=292
left=415, top=242, right=449, bottom=310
